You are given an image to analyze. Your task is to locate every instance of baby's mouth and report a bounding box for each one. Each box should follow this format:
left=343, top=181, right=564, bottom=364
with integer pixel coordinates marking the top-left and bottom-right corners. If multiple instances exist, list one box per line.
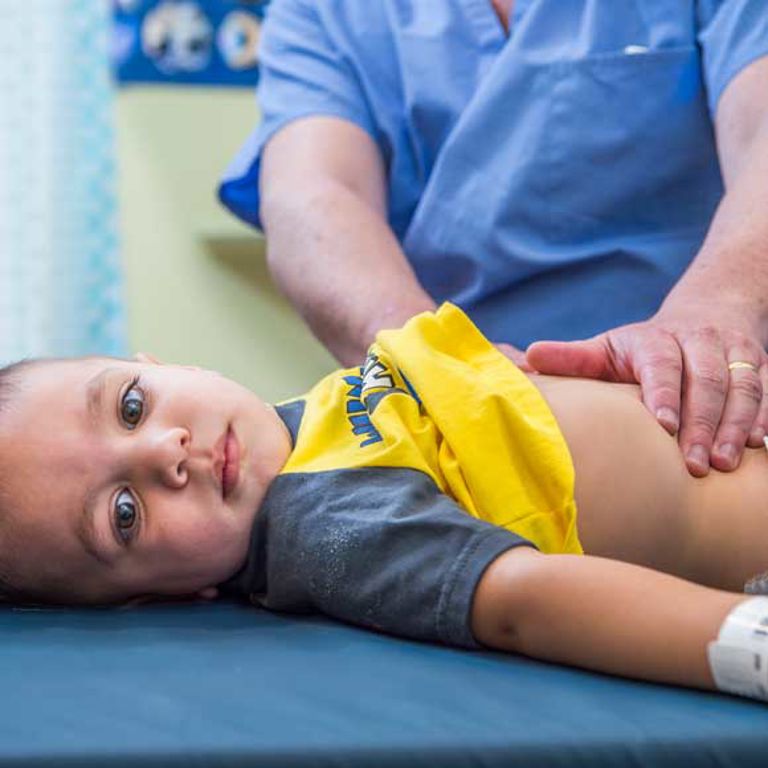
left=221, top=426, right=241, bottom=499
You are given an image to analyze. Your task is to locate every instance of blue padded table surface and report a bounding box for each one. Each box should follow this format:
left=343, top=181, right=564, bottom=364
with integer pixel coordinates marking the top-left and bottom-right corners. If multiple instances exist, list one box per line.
left=2, top=601, right=768, bottom=767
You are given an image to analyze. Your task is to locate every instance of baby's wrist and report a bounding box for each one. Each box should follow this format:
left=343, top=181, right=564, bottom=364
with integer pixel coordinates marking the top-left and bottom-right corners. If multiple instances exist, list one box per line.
left=708, top=597, right=768, bottom=701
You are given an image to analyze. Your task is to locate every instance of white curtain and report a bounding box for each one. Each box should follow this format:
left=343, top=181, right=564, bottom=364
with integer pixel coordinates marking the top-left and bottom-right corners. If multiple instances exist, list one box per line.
left=0, top=0, right=126, bottom=364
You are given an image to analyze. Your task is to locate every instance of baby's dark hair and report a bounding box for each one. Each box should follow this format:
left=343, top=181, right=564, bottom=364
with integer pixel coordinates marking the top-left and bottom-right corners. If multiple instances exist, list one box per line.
left=0, top=358, right=49, bottom=604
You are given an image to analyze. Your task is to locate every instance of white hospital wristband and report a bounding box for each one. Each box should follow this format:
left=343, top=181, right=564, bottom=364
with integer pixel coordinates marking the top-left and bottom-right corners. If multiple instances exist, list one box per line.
left=708, top=597, right=768, bottom=701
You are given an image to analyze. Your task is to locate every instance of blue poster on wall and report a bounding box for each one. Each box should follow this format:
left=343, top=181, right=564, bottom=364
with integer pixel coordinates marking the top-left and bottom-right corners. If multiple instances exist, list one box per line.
left=112, top=0, right=269, bottom=86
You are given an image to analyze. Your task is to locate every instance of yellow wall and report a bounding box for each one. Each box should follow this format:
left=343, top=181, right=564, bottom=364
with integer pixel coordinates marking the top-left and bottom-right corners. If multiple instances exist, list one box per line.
left=116, top=88, right=335, bottom=402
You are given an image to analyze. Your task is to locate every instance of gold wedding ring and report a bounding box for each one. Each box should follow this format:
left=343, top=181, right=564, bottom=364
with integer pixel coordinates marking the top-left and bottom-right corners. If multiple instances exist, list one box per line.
left=728, top=361, right=759, bottom=373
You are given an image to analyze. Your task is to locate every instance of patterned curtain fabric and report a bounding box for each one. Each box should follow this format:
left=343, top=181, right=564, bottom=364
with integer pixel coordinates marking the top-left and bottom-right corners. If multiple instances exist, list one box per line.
left=0, top=0, right=126, bottom=364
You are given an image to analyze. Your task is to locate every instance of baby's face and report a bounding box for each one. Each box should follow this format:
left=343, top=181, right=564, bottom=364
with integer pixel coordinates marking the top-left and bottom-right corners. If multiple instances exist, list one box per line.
left=0, top=357, right=291, bottom=603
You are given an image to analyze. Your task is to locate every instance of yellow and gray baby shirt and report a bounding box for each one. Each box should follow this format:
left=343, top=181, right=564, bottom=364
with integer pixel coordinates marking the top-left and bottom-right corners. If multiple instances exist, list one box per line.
left=223, top=304, right=581, bottom=648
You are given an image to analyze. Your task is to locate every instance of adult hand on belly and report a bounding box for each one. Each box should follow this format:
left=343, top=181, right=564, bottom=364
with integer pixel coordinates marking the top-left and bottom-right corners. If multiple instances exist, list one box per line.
left=525, top=303, right=768, bottom=478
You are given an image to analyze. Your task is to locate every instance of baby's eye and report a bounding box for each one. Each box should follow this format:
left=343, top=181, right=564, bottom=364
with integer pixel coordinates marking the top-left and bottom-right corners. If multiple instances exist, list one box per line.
left=113, top=488, right=139, bottom=544
left=120, top=379, right=145, bottom=429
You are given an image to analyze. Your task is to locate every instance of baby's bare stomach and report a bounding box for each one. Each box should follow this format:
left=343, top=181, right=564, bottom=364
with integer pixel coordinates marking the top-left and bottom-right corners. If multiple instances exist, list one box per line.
left=530, top=375, right=697, bottom=578
left=531, top=374, right=768, bottom=590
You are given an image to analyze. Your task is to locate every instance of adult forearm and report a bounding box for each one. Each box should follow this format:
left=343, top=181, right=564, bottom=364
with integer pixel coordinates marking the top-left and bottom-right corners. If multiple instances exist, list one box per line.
left=666, top=175, right=768, bottom=345
left=665, top=93, right=768, bottom=343
left=262, top=179, right=435, bottom=366
left=474, top=548, right=741, bottom=690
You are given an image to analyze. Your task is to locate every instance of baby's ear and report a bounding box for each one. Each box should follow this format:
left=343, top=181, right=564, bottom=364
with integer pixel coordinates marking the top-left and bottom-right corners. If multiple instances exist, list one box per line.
left=134, top=352, right=161, bottom=365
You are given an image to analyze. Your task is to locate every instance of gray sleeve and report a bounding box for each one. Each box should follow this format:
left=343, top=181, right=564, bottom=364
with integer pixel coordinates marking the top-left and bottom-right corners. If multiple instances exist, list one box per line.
left=226, top=467, right=531, bottom=649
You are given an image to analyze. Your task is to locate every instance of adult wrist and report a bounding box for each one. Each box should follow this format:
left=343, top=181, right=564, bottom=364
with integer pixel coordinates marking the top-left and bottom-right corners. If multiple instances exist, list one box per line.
left=360, top=297, right=437, bottom=346
left=658, top=285, right=768, bottom=345
left=663, top=258, right=768, bottom=341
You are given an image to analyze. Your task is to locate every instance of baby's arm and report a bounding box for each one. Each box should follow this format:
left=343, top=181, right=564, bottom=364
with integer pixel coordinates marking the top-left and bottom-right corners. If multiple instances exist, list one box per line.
left=472, top=547, right=743, bottom=691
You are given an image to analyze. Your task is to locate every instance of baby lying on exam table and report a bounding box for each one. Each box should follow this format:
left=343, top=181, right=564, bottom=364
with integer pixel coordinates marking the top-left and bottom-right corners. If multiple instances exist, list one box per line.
left=0, top=305, right=766, bottom=702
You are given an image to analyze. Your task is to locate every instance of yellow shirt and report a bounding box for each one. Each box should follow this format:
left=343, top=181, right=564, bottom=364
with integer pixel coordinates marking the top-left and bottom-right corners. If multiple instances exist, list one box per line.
left=280, top=303, right=582, bottom=555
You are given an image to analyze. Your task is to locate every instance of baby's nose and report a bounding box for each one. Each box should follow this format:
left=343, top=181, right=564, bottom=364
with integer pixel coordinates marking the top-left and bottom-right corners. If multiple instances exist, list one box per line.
left=143, top=426, right=190, bottom=488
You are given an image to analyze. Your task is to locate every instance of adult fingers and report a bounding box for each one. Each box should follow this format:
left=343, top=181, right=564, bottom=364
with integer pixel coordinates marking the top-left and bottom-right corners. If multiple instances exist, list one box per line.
left=525, top=337, right=618, bottom=379
left=677, top=329, right=728, bottom=477
left=628, top=329, right=683, bottom=435
left=748, top=363, right=768, bottom=448
left=710, top=349, right=763, bottom=470
left=527, top=327, right=685, bottom=435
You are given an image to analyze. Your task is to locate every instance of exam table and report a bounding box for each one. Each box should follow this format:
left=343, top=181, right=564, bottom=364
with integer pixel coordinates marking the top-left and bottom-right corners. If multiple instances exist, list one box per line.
left=3, top=601, right=768, bottom=767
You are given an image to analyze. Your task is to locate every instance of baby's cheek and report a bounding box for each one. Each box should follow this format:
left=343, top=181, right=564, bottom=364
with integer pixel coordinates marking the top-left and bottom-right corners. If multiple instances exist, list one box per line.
left=172, top=511, right=235, bottom=555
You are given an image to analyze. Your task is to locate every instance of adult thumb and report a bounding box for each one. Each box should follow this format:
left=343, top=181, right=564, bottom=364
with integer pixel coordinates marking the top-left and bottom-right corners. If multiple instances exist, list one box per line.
left=525, top=336, right=616, bottom=380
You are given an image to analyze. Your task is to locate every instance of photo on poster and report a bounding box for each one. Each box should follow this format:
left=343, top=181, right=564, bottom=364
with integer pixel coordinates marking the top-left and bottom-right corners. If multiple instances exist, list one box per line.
left=112, top=0, right=268, bottom=86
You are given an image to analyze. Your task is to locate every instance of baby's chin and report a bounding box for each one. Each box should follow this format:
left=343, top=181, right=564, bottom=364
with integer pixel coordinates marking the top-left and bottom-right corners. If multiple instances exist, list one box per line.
left=200, top=526, right=254, bottom=587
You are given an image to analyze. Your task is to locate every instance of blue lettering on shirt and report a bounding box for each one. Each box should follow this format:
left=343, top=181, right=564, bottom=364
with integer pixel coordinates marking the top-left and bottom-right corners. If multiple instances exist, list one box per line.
left=342, top=353, right=415, bottom=448
left=343, top=372, right=383, bottom=448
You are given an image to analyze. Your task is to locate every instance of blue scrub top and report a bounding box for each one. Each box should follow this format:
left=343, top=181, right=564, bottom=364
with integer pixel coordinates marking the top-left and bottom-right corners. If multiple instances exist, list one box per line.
left=219, top=0, right=768, bottom=346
